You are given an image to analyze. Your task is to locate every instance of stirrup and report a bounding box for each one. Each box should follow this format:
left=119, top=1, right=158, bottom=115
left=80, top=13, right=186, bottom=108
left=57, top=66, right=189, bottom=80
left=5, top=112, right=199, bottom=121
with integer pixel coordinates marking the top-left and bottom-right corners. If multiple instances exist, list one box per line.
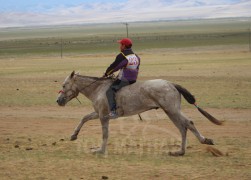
left=106, top=111, right=119, bottom=119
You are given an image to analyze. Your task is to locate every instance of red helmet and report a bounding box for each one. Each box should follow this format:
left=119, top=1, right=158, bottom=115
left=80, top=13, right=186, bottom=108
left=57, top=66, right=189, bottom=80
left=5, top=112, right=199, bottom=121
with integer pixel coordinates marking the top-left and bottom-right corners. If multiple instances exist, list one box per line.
left=117, top=38, right=132, bottom=47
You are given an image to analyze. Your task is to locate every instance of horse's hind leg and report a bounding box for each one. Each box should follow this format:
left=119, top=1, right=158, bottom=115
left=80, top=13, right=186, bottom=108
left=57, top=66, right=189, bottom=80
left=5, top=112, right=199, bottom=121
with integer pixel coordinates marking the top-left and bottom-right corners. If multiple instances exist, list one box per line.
left=173, top=111, right=215, bottom=143
left=166, top=112, right=188, bottom=156
left=71, top=112, right=99, bottom=141
left=186, top=118, right=214, bottom=145
left=165, top=111, right=214, bottom=156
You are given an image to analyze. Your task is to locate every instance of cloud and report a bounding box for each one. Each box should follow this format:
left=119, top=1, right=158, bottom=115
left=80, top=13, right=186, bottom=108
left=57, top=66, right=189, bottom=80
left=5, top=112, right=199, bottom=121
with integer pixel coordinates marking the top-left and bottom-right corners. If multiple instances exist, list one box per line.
left=0, top=0, right=250, bottom=28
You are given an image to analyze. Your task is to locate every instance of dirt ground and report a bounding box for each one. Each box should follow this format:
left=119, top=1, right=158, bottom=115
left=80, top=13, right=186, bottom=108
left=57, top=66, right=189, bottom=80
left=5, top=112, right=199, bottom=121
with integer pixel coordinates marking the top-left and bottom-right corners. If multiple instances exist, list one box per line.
left=0, top=106, right=250, bottom=179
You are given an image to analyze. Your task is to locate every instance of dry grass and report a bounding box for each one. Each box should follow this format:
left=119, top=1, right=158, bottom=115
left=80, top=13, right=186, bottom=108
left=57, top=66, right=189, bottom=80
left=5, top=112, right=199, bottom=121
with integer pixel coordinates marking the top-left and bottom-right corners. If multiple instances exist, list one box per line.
left=0, top=106, right=250, bottom=179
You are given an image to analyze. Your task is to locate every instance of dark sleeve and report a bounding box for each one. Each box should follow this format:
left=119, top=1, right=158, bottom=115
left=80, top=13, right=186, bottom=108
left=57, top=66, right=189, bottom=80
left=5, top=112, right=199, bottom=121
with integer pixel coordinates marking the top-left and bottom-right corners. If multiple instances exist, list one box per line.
left=105, top=53, right=127, bottom=75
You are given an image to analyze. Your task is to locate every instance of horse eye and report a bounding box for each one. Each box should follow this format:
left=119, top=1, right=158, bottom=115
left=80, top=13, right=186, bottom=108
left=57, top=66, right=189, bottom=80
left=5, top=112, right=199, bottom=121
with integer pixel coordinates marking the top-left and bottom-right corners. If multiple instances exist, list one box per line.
left=63, top=85, right=66, bottom=88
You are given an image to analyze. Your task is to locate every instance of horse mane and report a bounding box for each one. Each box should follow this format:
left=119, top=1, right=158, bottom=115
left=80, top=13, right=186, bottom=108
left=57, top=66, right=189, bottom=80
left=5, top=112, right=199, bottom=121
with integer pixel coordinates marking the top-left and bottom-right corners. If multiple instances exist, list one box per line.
left=75, top=74, right=113, bottom=82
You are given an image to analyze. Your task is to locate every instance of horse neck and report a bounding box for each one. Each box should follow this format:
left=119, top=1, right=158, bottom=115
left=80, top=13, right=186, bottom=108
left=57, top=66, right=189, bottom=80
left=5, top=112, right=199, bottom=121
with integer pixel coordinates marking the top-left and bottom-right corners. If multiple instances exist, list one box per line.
left=75, top=75, right=108, bottom=101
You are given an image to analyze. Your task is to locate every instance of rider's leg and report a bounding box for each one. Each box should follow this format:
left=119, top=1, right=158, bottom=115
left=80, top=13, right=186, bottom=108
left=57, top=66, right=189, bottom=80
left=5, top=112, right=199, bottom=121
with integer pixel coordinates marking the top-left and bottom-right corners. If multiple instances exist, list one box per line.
left=106, top=79, right=130, bottom=115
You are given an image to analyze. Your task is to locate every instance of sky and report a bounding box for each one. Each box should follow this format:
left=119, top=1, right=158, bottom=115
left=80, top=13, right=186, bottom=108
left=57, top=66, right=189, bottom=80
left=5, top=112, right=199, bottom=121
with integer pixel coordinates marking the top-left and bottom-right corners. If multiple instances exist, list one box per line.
left=0, top=0, right=250, bottom=28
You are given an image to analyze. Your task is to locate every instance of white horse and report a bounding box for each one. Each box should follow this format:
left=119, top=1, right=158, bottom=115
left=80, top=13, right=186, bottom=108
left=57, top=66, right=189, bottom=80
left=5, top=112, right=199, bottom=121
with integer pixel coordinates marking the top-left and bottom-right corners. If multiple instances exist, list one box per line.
left=57, top=71, right=222, bottom=156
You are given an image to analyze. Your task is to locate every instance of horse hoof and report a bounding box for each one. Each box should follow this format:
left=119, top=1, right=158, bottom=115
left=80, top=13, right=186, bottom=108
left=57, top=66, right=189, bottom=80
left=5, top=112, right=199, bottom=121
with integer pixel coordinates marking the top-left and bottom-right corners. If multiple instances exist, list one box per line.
left=70, top=135, right=77, bottom=141
left=168, top=151, right=185, bottom=156
left=91, top=148, right=105, bottom=154
left=204, top=138, right=214, bottom=145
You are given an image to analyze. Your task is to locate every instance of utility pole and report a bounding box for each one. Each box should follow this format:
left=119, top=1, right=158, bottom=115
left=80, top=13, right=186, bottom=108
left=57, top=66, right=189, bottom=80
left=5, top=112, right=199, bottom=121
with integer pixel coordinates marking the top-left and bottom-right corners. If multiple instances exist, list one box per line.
left=123, top=22, right=129, bottom=38
left=60, top=37, right=63, bottom=59
left=249, top=25, right=251, bottom=52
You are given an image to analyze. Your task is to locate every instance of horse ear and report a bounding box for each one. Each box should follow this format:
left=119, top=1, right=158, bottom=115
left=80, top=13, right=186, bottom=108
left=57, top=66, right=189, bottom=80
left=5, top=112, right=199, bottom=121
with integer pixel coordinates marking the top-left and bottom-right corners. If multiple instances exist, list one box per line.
left=70, top=71, right=75, bottom=79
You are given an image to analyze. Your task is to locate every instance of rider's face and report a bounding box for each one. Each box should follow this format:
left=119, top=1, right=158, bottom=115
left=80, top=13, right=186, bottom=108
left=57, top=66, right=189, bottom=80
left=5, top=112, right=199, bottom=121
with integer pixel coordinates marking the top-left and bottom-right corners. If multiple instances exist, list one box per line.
left=120, top=44, right=126, bottom=51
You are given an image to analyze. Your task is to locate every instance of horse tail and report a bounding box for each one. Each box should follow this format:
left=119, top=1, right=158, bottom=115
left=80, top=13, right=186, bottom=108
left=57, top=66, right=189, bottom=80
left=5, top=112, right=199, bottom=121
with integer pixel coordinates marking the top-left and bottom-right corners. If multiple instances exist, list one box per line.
left=173, top=83, right=223, bottom=125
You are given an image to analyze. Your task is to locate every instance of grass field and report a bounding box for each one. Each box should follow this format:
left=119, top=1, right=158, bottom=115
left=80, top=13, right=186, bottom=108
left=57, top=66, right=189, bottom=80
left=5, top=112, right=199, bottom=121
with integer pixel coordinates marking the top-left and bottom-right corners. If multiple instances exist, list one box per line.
left=0, top=18, right=251, bottom=179
left=1, top=18, right=250, bottom=57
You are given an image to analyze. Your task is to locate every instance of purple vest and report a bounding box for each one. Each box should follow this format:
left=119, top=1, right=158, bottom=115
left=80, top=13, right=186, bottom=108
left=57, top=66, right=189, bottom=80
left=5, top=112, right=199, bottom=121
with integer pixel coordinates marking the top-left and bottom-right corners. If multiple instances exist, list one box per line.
left=118, top=53, right=140, bottom=81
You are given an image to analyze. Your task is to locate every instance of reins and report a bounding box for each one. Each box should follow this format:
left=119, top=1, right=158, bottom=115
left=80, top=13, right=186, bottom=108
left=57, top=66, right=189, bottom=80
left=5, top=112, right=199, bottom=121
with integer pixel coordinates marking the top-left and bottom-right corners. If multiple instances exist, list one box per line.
left=80, top=78, right=102, bottom=91
left=74, top=74, right=116, bottom=104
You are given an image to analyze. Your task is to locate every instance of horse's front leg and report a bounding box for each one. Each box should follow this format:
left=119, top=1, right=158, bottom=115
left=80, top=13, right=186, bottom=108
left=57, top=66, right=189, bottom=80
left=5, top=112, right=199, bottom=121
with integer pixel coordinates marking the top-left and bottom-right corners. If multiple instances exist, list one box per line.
left=92, top=117, right=110, bottom=154
left=71, top=112, right=99, bottom=141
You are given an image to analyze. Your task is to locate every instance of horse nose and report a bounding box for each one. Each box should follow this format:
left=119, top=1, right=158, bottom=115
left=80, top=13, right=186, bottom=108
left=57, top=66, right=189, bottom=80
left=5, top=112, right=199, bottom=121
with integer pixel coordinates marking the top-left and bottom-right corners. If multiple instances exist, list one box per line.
left=57, top=98, right=65, bottom=106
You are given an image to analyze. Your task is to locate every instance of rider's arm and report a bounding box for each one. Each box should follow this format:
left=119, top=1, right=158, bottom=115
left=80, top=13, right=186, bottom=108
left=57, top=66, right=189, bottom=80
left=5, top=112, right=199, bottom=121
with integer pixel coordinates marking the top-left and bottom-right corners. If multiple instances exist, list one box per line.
left=105, top=53, right=128, bottom=76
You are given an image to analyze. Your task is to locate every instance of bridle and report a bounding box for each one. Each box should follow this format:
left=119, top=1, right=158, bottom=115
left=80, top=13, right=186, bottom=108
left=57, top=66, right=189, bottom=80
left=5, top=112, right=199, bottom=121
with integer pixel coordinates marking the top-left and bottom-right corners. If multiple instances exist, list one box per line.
left=58, top=74, right=116, bottom=104
left=58, top=82, right=81, bottom=104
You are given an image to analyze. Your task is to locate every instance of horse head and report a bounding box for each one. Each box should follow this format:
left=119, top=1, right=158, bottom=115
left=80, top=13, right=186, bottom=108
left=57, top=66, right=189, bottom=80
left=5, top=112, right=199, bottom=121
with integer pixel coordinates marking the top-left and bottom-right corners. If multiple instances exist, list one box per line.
left=57, top=71, right=80, bottom=106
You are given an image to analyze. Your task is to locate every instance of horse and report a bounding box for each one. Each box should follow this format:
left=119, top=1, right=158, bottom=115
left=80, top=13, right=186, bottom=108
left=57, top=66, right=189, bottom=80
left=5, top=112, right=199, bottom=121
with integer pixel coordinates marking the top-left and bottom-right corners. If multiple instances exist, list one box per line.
left=57, top=71, right=222, bottom=156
